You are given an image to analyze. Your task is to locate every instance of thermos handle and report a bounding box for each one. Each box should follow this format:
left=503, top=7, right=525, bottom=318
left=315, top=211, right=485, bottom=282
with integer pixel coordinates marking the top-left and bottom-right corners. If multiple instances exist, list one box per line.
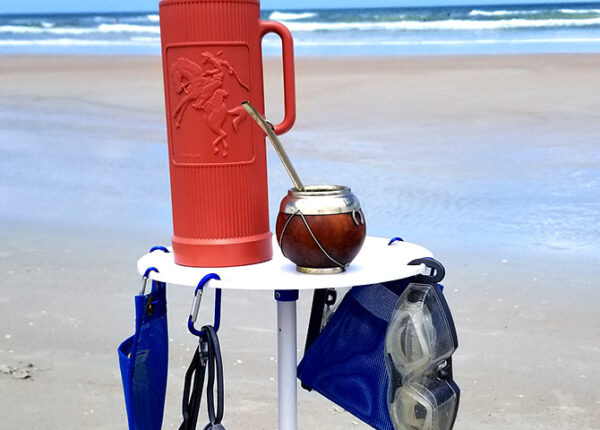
left=259, top=20, right=296, bottom=135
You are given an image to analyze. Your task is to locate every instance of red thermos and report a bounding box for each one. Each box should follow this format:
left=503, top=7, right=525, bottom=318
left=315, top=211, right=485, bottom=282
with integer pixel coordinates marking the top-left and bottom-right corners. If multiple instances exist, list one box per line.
left=158, top=0, right=296, bottom=267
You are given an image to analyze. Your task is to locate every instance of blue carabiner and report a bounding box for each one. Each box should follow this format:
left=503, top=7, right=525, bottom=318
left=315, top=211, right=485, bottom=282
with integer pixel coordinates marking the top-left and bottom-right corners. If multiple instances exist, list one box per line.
left=188, top=273, right=222, bottom=338
left=149, top=245, right=170, bottom=253
left=388, top=236, right=404, bottom=245
left=140, top=267, right=159, bottom=295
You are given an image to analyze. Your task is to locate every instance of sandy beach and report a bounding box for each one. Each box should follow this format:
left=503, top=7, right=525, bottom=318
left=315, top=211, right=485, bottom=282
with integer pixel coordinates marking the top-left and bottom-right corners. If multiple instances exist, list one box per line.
left=1, top=54, right=599, bottom=429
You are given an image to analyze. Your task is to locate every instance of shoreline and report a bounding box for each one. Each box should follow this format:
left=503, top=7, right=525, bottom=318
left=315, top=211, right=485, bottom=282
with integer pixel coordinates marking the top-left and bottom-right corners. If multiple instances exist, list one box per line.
left=3, top=51, right=600, bottom=58
left=1, top=52, right=599, bottom=429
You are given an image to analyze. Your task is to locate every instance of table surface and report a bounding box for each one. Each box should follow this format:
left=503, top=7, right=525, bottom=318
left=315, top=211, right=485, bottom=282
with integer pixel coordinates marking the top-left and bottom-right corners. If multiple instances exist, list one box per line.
left=137, top=236, right=433, bottom=290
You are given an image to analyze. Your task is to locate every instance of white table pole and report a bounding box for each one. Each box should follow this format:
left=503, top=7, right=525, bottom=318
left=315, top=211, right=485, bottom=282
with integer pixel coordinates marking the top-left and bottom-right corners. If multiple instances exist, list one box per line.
left=276, top=290, right=299, bottom=430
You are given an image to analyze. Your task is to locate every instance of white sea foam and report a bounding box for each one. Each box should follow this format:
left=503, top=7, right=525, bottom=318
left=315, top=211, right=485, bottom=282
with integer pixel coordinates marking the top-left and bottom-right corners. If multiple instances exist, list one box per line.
left=3, top=8, right=600, bottom=56
left=282, top=17, right=600, bottom=32
left=0, top=38, right=153, bottom=46
left=4, top=36, right=600, bottom=48
left=262, top=37, right=600, bottom=47
left=4, top=34, right=599, bottom=48
left=0, top=24, right=160, bottom=35
left=469, top=9, right=540, bottom=17
left=268, top=11, right=317, bottom=21
left=0, top=25, right=93, bottom=35
left=559, top=8, right=600, bottom=14
left=97, top=23, right=160, bottom=33
left=466, top=8, right=600, bottom=17
left=2, top=15, right=600, bottom=38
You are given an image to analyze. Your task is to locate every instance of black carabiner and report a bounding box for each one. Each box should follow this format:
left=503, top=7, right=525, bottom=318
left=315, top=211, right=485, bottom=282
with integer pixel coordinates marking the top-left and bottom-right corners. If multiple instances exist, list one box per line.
left=180, top=325, right=226, bottom=430
left=408, top=257, right=446, bottom=284
left=204, top=325, right=225, bottom=428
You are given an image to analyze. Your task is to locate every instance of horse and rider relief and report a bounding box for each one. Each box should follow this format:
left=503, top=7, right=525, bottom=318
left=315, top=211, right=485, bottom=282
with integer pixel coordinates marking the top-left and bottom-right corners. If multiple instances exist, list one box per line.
left=169, top=50, right=251, bottom=160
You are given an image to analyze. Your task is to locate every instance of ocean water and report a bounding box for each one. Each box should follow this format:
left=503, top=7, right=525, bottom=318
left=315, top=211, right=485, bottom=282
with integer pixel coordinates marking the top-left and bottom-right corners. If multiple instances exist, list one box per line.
left=2, top=2, right=600, bottom=56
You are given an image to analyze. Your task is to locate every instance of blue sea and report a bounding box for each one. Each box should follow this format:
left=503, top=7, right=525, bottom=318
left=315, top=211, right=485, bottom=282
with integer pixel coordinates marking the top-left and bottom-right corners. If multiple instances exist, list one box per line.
left=2, top=2, right=600, bottom=55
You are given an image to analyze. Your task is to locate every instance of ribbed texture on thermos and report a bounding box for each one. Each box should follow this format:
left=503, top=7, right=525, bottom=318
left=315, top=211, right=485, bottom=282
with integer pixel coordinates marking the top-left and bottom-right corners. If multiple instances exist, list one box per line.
left=160, top=0, right=259, bottom=43
left=159, top=0, right=272, bottom=266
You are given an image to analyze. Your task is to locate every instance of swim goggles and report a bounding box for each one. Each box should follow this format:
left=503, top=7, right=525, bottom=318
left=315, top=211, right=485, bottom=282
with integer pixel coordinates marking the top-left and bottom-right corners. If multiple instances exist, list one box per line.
left=385, top=282, right=460, bottom=430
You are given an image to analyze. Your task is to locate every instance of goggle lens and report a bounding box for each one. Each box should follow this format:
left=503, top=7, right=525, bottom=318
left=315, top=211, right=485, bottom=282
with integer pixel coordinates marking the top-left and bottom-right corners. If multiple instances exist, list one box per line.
left=390, top=377, right=459, bottom=430
left=386, top=284, right=455, bottom=376
left=385, top=283, right=459, bottom=430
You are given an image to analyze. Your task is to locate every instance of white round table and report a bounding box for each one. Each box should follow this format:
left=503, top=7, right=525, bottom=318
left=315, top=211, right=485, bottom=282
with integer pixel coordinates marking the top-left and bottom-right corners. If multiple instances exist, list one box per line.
left=137, top=236, right=433, bottom=430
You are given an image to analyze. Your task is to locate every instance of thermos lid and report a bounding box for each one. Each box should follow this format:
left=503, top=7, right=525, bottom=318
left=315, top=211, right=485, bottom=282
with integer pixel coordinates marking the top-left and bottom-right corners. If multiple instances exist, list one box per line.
left=279, top=185, right=362, bottom=215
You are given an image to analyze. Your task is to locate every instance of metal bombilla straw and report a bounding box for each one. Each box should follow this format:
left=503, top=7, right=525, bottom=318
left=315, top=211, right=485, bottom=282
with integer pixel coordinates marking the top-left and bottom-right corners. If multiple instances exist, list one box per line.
left=242, top=101, right=305, bottom=192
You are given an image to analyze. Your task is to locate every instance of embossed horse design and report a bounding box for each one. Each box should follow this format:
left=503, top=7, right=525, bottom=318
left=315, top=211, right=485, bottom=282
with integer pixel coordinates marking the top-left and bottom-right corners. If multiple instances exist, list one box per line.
left=170, top=52, right=248, bottom=157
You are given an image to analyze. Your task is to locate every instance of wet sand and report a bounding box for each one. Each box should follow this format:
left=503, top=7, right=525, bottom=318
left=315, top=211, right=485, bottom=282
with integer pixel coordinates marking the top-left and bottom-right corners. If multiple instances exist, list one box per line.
left=1, top=54, right=599, bottom=429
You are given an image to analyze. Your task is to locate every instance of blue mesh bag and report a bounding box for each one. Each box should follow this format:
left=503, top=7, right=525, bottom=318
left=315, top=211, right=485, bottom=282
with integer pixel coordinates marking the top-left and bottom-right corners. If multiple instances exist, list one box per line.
left=298, top=280, right=409, bottom=429
left=118, top=277, right=168, bottom=430
left=297, top=274, right=459, bottom=430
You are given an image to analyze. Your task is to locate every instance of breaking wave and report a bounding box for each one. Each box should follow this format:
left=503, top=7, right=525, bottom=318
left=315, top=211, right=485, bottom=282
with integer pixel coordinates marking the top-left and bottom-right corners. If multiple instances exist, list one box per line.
left=268, top=11, right=317, bottom=21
